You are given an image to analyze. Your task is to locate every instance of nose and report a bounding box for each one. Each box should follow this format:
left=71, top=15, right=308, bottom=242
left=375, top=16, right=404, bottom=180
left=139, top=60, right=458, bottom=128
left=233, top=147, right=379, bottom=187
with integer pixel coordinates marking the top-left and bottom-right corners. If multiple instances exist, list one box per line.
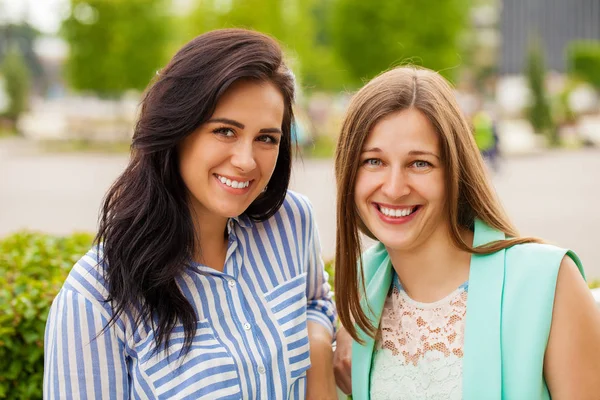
left=230, top=140, right=257, bottom=172
left=381, top=166, right=410, bottom=200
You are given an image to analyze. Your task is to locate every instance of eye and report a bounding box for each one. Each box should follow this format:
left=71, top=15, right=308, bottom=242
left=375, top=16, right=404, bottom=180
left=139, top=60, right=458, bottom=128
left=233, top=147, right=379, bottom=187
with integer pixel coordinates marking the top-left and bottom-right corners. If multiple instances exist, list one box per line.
left=412, top=160, right=432, bottom=169
left=257, top=135, right=279, bottom=145
left=212, top=127, right=235, bottom=137
left=363, top=158, right=383, bottom=167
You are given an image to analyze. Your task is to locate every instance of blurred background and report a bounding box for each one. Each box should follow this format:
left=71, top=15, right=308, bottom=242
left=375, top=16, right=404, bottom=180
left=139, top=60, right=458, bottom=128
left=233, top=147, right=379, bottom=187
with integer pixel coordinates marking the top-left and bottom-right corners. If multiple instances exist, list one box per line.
left=1, top=0, right=600, bottom=396
left=2, top=0, right=600, bottom=271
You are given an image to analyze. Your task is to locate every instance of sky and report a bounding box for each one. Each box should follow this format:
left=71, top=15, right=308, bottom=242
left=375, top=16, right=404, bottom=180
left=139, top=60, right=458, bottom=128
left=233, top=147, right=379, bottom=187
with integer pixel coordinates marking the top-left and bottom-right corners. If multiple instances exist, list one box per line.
left=1, top=0, right=69, bottom=34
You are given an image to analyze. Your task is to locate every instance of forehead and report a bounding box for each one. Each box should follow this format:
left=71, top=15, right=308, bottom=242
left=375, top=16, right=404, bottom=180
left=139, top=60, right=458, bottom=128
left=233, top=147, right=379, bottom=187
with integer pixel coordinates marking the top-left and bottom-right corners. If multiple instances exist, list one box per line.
left=211, top=80, right=285, bottom=121
left=364, top=108, right=439, bottom=151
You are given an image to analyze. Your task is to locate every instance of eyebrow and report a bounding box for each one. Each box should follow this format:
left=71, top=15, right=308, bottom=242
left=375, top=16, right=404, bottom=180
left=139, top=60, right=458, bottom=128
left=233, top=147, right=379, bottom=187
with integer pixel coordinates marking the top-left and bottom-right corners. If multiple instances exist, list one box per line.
left=408, top=150, right=440, bottom=159
left=206, top=117, right=282, bottom=134
left=361, top=147, right=440, bottom=159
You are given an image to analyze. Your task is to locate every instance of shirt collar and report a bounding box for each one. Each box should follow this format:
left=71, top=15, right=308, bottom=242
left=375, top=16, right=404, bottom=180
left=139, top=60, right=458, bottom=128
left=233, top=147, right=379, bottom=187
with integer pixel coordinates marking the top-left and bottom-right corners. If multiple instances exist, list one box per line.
left=229, top=214, right=253, bottom=229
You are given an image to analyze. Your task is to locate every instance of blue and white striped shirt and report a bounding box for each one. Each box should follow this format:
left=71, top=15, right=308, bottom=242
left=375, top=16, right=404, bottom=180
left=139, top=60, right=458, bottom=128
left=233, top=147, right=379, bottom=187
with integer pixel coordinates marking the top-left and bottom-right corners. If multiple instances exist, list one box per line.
left=44, top=191, right=336, bottom=399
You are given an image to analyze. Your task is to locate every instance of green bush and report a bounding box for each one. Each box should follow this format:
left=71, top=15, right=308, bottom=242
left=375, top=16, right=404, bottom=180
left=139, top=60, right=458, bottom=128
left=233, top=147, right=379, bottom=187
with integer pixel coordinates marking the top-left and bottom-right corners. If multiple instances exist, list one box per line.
left=567, top=40, right=600, bottom=90
left=0, top=231, right=93, bottom=399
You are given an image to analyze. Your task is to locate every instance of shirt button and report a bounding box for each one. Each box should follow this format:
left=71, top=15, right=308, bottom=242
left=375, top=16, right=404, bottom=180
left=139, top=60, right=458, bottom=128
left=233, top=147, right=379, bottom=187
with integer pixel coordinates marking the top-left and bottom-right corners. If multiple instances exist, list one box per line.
left=243, top=323, right=251, bottom=331
left=227, top=280, right=236, bottom=288
left=258, top=366, right=266, bottom=374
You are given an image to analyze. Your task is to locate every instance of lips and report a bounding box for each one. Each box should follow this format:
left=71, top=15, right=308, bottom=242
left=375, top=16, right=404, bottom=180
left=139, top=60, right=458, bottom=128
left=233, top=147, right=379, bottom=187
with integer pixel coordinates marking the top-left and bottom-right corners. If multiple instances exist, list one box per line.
left=373, top=203, right=421, bottom=224
left=214, top=174, right=253, bottom=189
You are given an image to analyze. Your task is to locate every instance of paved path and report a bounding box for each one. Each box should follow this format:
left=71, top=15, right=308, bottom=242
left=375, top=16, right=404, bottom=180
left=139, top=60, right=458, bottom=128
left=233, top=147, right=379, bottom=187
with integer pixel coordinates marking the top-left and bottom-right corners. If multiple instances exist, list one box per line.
left=2, top=138, right=599, bottom=278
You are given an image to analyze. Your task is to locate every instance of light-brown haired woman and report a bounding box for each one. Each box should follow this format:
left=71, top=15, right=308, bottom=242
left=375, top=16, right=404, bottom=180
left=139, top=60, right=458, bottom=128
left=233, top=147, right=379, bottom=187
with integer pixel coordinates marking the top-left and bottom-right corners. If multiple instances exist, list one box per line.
left=332, top=66, right=600, bottom=399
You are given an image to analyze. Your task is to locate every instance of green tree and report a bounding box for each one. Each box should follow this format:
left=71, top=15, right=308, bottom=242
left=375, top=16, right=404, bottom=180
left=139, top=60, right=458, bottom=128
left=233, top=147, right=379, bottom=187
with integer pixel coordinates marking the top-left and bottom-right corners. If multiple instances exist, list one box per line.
left=0, top=45, right=31, bottom=126
left=525, top=41, right=557, bottom=145
left=0, top=23, right=43, bottom=88
left=330, top=0, right=469, bottom=87
left=184, top=0, right=349, bottom=91
left=62, top=0, right=170, bottom=97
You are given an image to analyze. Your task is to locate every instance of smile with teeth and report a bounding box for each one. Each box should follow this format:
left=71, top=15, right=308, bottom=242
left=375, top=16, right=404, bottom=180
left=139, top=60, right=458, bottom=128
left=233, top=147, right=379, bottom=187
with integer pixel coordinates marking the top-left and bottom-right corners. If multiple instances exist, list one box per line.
left=377, top=204, right=417, bottom=218
left=215, top=174, right=251, bottom=189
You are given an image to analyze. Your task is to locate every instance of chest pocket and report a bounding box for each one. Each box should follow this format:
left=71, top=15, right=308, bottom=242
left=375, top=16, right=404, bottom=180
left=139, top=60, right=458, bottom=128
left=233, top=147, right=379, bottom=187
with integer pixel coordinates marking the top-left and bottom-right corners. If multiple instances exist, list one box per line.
left=263, top=272, right=311, bottom=381
left=135, top=319, right=241, bottom=399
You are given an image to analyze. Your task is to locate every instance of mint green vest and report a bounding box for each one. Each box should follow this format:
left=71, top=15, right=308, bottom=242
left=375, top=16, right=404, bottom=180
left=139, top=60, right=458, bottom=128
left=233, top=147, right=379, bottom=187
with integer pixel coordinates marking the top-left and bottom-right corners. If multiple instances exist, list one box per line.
left=351, top=219, right=585, bottom=399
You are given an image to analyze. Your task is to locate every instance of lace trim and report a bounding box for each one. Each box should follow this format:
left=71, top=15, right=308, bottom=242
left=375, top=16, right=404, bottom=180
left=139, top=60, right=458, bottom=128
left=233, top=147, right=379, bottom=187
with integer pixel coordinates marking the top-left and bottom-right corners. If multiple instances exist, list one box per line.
left=376, top=278, right=468, bottom=367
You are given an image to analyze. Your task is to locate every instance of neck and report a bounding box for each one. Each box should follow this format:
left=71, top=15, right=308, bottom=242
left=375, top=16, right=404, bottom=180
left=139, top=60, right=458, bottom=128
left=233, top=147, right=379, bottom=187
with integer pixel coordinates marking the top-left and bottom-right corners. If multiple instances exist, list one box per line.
left=387, top=223, right=473, bottom=302
left=191, top=207, right=229, bottom=272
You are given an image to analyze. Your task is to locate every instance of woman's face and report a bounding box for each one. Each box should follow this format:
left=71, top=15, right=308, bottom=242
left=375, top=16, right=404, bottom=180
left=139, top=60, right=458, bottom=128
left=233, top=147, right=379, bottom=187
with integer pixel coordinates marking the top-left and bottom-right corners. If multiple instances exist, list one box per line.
left=354, top=108, right=448, bottom=253
left=179, top=80, right=284, bottom=222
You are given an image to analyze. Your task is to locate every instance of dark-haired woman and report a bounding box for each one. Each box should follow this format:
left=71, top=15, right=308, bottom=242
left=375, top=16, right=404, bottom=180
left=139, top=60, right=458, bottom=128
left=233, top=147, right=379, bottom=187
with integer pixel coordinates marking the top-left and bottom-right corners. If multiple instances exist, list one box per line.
left=43, top=29, right=337, bottom=399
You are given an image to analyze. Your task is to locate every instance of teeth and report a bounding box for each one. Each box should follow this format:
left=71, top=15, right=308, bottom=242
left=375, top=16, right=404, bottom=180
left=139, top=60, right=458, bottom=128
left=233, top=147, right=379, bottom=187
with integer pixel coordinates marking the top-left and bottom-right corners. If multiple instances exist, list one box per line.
left=217, top=175, right=250, bottom=189
left=380, top=206, right=414, bottom=218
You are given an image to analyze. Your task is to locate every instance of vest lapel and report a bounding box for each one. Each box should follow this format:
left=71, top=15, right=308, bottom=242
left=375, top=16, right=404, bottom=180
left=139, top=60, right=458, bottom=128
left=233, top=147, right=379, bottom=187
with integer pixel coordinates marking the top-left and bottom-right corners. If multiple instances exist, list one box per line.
left=352, top=243, right=393, bottom=400
left=463, top=219, right=506, bottom=400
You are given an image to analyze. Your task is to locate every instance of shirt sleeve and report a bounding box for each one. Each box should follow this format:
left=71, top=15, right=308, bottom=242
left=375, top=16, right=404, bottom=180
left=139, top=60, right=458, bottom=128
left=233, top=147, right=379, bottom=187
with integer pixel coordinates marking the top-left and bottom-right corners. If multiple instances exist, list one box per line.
left=302, top=198, right=337, bottom=339
left=44, top=289, right=129, bottom=399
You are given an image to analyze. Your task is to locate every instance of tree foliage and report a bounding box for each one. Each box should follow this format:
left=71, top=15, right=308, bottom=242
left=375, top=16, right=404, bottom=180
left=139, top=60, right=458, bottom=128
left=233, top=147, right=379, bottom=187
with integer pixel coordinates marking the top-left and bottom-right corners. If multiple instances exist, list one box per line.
left=330, top=0, right=469, bottom=87
left=0, top=45, right=30, bottom=123
left=62, top=0, right=170, bottom=96
left=567, top=40, right=600, bottom=90
left=185, top=0, right=350, bottom=91
left=525, top=40, right=557, bottom=145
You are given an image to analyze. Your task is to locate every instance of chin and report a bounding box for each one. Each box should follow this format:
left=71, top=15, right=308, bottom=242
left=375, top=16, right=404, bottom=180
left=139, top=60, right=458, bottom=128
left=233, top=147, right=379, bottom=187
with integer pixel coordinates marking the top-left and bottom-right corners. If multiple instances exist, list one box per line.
left=380, top=239, right=411, bottom=252
left=371, top=230, right=412, bottom=250
left=224, top=208, right=249, bottom=218
left=211, top=204, right=248, bottom=219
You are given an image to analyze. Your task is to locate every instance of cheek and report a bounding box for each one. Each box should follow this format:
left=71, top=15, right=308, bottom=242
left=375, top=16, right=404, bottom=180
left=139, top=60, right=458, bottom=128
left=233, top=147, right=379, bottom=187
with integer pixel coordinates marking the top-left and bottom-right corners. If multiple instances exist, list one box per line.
left=353, top=172, right=377, bottom=212
left=178, top=152, right=194, bottom=188
left=259, top=149, right=280, bottom=178
left=416, top=173, right=446, bottom=204
left=353, top=172, right=369, bottom=202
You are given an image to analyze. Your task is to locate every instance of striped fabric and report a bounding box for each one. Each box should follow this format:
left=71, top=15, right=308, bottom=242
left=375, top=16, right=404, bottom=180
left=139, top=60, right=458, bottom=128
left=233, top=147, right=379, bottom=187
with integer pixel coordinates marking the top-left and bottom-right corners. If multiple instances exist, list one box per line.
left=43, top=190, right=336, bottom=399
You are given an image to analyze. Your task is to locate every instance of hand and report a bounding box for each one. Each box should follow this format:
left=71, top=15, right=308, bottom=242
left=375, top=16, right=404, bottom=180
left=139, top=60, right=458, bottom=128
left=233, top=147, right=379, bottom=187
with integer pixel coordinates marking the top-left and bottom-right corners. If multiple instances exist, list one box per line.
left=333, top=325, right=352, bottom=395
left=306, top=322, right=338, bottom=400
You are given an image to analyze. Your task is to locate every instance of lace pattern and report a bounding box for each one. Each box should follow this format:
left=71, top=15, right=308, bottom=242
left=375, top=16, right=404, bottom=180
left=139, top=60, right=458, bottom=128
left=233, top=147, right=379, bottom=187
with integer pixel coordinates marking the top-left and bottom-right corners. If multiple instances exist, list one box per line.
left=370, top=277, right=468, bottom=400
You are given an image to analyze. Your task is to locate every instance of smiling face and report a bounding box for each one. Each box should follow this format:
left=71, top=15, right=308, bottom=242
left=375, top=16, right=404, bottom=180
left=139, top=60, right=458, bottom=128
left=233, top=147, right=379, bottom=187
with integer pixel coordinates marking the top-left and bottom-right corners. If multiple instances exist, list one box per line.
left=354, top=108, right=448, bottom=253
left=178, top=79, right=284, bottom=223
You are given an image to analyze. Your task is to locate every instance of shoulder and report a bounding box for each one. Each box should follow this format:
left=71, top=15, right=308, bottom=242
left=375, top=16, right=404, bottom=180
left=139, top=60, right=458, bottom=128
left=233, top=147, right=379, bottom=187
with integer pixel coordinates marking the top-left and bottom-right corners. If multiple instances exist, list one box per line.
left=543, top=252, right=600, bottom=397
left=262, top=190, right=316, bottom=233
left=280, top=189, right=315, bottom=219
left=49, top=246, right=127, bottom=340
left=58, top=246, right=113, bottom=312
left=505, top=242, right=584, bottom=279
left=245, top=190, right=317, bottom=248
left=502, top=243, right=585, bottom=307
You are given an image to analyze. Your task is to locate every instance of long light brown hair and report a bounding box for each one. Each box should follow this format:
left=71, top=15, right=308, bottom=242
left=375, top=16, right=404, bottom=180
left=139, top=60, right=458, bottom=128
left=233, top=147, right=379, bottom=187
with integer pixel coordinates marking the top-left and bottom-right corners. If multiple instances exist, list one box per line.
left=334, top=66, right=540, bottom=342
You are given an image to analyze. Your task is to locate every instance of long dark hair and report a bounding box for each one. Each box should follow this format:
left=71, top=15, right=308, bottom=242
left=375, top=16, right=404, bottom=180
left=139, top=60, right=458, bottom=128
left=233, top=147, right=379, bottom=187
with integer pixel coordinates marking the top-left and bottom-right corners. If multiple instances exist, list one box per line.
left=96, top=29, right=296, bottom=354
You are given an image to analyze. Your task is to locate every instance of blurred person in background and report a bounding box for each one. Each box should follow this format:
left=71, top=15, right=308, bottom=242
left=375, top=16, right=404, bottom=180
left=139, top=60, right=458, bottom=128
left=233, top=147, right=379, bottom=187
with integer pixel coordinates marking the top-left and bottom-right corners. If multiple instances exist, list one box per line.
left=332, top=66, right=600, bottom=399
left=43, top=29, right=338, bottom=399
left=472, top=105, right=500, bottom=173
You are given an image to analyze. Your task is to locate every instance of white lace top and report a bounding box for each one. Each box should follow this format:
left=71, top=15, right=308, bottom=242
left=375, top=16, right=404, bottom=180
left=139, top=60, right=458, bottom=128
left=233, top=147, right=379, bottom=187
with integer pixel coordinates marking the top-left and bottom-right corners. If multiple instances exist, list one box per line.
left=370, top=274, right=468, bottom=400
